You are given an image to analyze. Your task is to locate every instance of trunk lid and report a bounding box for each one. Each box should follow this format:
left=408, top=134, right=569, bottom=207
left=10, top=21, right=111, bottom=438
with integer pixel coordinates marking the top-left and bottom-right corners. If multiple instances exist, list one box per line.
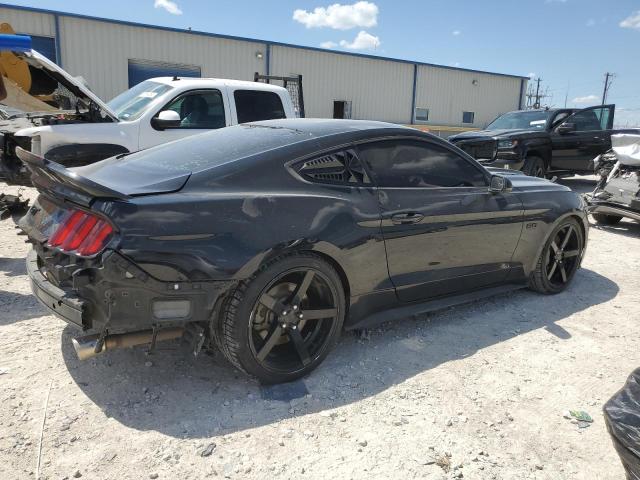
left=17, top=147, right=190, bottom=203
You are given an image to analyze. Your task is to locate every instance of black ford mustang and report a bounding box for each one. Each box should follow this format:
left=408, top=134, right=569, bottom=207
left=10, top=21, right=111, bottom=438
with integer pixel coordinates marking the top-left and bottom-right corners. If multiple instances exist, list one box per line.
left=19, top=119, right=588, bottom=384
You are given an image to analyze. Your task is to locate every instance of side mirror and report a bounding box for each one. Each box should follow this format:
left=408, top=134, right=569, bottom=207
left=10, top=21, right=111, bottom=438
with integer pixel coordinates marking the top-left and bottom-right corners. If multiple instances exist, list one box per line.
left=151, top=110, right=181, bottom=130
left=489, top=175, right=513, bottom=194
left=556, top=122, right=576, bottom=135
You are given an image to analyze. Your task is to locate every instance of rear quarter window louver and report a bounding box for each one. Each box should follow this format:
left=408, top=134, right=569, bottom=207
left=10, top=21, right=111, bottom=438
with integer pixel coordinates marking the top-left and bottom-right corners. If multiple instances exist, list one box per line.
left=296, top=150, right=371, bottom=186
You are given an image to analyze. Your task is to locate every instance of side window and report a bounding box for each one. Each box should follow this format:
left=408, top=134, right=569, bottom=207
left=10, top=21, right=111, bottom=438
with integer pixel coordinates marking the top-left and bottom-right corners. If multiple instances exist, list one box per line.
left=566, top=107, right=612, bottom=132
left=160, top=90, right=226, bottom=129
left=295, top=149, right=370, bottom=186
left=358, top=139, right=487, bottom=188
left=234, top=90, right=286, bottom=123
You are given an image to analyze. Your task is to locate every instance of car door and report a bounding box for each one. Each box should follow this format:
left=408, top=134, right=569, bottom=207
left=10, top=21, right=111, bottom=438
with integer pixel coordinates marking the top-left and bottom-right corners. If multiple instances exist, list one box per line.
left=357, top=138, right=524, bottom=303
left=550, top=105, right=615, bottom=172
left=139, top=89, right=230, bottom=150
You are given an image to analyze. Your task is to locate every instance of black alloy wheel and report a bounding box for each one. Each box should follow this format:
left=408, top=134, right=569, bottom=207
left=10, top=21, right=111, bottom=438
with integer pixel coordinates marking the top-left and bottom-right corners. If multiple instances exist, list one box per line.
left=249, top=268, right=339, bottom=374
left=544, top=224, right=582, bottom=287
left=530, top=218, right=584, bottom=294
left=216, top=253, right=345, bottom=384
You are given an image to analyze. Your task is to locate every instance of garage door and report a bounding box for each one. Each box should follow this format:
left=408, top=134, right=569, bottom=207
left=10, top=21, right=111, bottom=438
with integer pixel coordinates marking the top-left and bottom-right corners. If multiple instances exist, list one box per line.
left=128, top=59, right=201, bottom=88
left=19, top=34, right=57, bottom=63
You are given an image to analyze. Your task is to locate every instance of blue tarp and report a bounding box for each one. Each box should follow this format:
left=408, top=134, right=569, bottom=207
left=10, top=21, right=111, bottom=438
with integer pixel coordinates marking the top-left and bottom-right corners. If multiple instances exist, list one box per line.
left=0, top=33, right=32, bottom=52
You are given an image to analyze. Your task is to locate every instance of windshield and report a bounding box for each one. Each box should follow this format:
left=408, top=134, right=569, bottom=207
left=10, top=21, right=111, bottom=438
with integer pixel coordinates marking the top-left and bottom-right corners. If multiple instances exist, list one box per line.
left=487, top=111, right=553, bottom=131
left=107, top=80, right=173, bottom=121
left=0, top=52, right=87, bottom=117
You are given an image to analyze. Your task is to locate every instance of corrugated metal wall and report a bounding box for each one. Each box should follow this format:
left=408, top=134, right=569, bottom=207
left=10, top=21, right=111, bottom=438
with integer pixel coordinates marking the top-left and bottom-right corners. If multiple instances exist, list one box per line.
left=0, top=6, right=55, bottom=36
left=415, top=65, right=522, bottom=128
left=58, top=17, right=267, bottom=101
left=0, top=5, right=524, bottom=126
left=271, top=45, right=414, bottom=124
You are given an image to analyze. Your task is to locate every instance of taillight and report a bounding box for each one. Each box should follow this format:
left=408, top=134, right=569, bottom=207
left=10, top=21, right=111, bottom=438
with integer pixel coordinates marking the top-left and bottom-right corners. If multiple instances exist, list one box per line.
left=47, top=208, right=114, bottom=257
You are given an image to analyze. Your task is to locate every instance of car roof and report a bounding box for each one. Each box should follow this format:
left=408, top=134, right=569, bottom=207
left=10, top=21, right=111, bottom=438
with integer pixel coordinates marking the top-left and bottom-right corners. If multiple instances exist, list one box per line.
left=149, top=77, right=288, bottom=93
left=248, top=118, right=415, bottom=136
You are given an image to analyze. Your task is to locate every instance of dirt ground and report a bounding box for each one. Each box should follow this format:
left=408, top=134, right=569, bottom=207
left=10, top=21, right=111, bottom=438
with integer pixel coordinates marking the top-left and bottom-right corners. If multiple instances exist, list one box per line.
left=1, top=178, right=639, bottom=480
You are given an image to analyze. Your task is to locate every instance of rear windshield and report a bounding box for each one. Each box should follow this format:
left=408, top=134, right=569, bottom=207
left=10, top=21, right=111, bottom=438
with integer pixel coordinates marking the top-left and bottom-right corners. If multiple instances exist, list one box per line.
left=113, top=124, right=310, bottom=174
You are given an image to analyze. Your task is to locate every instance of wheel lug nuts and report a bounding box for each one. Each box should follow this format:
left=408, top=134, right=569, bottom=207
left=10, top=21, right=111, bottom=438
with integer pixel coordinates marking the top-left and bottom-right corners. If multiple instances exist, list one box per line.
left=293, top=305, right=298, bottom=311
left=298, top=314, right=304, bottom=319
left=291, top=325, right=297, bottom=330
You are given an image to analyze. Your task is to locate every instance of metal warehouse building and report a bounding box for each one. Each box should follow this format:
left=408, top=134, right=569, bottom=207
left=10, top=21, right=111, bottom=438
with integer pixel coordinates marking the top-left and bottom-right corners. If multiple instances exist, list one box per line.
left=0, top=3, right=527, bottom=133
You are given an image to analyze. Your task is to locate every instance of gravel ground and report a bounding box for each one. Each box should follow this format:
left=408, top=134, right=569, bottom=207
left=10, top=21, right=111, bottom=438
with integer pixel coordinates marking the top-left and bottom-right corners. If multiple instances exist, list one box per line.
left=1, top=178, right=639, bottom=480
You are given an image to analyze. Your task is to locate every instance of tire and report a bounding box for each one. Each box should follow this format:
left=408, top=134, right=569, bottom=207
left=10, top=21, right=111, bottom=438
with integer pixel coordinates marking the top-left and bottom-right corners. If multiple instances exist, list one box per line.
left=214, top=252, right=345, bottom=384
left=523, top=155, right=546, bottom=178
left=529, top=218, right=584, bottom=294
left=592, top=213, right=622, bottom=225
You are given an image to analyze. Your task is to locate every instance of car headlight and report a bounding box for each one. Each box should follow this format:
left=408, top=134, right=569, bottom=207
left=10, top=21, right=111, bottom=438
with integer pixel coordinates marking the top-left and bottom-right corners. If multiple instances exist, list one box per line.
left=497, top=139, right=518, bottom=149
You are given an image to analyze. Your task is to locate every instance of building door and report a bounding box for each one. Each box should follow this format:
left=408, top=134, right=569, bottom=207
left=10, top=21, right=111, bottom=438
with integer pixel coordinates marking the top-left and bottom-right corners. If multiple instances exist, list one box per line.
left=333, top=100, right=352, bottom=119
left=127, top=59, right=201, bottom=88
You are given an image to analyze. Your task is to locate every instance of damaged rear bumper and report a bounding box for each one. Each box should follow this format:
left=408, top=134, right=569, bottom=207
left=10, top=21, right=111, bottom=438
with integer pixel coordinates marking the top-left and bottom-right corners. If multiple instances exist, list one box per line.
left=27, top=250, right=85, bottom=326
left=27, top=248, right=235, bottom=334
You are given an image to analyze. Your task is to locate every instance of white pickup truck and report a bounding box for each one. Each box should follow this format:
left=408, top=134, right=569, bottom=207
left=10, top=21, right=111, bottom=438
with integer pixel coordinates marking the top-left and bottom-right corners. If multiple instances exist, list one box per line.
left=0, top=41, right=296, bottom=186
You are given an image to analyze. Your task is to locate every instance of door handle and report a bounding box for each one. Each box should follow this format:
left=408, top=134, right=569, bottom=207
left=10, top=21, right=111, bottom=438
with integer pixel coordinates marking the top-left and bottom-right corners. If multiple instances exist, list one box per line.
left=391, top=212, right=424, bottom=225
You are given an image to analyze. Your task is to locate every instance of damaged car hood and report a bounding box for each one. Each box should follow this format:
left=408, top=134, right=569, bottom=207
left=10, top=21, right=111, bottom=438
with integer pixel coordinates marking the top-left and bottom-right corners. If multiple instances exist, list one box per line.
left=0, top=46, right=117, bottom=122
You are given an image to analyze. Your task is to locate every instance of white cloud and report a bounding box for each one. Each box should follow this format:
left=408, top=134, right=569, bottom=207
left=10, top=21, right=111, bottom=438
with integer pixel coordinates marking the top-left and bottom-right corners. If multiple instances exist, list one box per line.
left=339, top=30, right=380, bottom=49
left=154, top=0, right=182, bottom=15
left=452, top=30, right=461, bottom=36
left=586, top=18, right=596, bottom=27
left=293, top=1, right=378, bottom=30
left=528, top=72, right=536, bottom=79
left=620, top=11, right=640, bottom=29
left=320, top=41, right=338, bottom=48
left=453, top=62, right=461, bottom=67
left=572, top=94, right=599, bottom=104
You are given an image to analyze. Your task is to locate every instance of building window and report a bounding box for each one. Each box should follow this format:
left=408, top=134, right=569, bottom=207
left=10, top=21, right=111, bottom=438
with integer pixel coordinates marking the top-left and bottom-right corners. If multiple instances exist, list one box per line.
left=415, top=107, right=429, bottom=122
left=333, top=100, right=352, bottom=119
left=127, top=59, right=201, bottom=88
left=462, top=111, right=475, bottom=124
left=20, top=34, right=56, bottom=63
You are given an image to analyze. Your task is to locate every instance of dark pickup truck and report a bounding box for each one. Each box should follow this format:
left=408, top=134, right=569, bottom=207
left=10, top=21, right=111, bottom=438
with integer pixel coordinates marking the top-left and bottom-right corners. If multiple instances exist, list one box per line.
left=449, top=105, right=616, bottom=177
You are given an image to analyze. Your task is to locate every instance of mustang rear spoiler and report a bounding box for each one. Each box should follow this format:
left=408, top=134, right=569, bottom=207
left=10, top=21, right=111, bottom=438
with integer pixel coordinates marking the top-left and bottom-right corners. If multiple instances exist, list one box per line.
left=16, top=147, right=129, bottom=205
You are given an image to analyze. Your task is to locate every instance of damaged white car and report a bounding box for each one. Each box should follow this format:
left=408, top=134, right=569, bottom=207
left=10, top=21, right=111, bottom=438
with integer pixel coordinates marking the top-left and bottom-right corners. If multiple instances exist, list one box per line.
left=586, top=133, right=640, bottom=225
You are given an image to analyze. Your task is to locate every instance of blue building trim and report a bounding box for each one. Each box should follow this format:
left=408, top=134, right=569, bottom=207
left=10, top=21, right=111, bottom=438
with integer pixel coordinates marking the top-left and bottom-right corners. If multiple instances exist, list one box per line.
left=0, top=2, right=528, bottom=80
left=265, top=43, right=271, bottom=76
left=410, top=64, right=418, bottom=124
left=53, top=13, right=62, bottom=66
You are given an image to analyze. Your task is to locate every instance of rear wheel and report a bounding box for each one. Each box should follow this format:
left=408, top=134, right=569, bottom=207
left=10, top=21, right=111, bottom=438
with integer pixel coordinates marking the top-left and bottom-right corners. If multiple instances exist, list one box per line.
left=529, top=218, right=584, bottom=294
left=215, top=253, right=345, bottom=384
left=523, top=155, right=546, bottom=178
left=592, top=213, right=622, bottom=225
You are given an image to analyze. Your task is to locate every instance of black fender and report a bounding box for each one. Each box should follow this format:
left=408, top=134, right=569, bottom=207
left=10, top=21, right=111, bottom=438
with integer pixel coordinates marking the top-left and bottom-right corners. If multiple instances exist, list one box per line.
left=521, top=139, right=552, bottom=167
left=45, top=143, right=129, bottom=168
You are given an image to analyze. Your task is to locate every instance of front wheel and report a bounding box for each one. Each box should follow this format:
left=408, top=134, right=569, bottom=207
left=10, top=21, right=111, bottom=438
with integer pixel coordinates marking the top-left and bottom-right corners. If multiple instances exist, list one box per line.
left=523, top=155, right=546, bottom=178
left=215, top=253, right=345, bottom=384
left=529, top=218, right=584, bottom=294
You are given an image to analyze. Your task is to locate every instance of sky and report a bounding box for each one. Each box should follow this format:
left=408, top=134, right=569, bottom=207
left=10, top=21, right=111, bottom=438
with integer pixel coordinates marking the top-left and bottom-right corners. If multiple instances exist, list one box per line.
left=4, top=0, right=640, bottom=126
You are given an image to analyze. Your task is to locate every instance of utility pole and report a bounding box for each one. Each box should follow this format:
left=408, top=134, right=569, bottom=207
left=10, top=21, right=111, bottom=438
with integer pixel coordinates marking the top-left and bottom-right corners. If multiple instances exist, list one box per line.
left=602, top=72, right=615, bottom=105
left=525, top=78, right=550, bottom=109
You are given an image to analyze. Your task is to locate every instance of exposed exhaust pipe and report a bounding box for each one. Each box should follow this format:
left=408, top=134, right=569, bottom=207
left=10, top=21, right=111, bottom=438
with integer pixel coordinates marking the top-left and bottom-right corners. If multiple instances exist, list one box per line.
left=72, top=327, right=184, bottom=361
